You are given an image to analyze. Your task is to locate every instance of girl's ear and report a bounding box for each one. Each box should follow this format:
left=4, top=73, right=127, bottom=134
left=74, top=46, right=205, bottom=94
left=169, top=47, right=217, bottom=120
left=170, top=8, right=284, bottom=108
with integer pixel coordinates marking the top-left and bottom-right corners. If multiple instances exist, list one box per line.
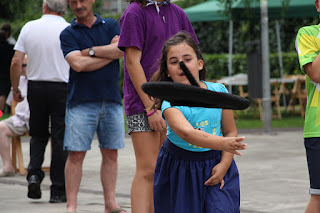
left=198, top=59, right=204, bottom=71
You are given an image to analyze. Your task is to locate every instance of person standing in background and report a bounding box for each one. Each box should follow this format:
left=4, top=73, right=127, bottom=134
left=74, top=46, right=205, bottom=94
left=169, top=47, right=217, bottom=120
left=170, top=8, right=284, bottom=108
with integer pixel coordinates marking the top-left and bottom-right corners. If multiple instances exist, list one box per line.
left=118, top=0, right=198, bottom=212
left=10, top=0, right=70, bottom=203
left=60, top=0, right=125, bottom=212
left=1, top=23, right=16, bottom=45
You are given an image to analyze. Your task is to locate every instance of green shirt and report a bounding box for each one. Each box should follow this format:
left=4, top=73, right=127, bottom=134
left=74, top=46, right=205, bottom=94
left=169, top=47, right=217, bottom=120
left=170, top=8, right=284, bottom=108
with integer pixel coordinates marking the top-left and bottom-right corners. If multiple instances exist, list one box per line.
left=296, top=23, right=320, bottom=138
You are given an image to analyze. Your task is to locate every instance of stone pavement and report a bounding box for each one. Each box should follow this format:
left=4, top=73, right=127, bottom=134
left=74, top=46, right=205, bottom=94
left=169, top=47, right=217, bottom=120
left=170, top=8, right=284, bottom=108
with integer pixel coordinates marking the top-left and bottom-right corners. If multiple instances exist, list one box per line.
left=0, top=128, right=311, bottom=213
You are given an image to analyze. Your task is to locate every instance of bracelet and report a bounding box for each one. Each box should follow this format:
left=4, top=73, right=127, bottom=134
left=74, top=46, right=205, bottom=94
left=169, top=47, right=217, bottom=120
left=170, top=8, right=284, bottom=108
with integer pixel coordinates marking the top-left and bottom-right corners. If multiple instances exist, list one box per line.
left=12, top=89, right=19, bottom=94
left=146, top=109, right=157, bottom=117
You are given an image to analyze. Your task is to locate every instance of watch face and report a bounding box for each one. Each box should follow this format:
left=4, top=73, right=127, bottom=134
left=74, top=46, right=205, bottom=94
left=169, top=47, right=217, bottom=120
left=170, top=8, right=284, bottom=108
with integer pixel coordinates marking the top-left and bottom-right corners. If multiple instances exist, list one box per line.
left=89, top=48, right=95, bottom=56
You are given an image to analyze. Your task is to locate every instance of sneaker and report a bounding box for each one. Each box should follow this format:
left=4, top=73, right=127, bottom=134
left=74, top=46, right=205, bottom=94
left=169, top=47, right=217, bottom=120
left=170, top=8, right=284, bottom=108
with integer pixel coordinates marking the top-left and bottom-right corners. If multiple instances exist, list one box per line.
left=27, top=175, right=41, bottom=199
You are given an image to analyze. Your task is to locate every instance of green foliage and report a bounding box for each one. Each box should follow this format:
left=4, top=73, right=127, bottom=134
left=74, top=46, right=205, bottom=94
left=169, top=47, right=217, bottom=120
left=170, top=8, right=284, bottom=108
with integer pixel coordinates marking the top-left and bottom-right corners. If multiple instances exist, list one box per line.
left=192, top=16, right=318, bottom=55
left=174, top=0, right=208, bottom=9
left=0, top=113, right=10, bottom=121
left=203, top=51, right=300, bottom=81
left=234, top=109, right=304, bottom=129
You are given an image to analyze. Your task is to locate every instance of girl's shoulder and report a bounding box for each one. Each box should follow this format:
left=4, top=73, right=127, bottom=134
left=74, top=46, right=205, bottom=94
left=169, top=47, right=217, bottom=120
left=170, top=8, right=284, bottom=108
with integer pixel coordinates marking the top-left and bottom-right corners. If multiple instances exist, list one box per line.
left=203, top=81, right=228, bottom=93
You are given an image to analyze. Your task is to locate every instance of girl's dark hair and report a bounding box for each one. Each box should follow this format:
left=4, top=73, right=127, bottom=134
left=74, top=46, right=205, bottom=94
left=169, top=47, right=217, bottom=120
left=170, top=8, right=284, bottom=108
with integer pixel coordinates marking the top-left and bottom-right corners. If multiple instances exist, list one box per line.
left=150, top=31, right=206, bottom=109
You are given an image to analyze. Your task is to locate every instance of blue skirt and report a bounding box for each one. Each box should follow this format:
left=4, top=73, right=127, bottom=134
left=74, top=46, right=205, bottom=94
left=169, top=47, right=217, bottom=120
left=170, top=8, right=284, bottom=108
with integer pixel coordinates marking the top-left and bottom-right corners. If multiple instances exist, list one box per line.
left=154, top=138, right=240, bottom=213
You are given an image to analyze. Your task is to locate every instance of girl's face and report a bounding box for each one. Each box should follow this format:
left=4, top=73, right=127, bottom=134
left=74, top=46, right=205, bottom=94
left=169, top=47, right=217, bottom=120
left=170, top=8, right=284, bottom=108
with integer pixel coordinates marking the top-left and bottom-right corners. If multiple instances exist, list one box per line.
left=166, top=42, right=204, bottom=85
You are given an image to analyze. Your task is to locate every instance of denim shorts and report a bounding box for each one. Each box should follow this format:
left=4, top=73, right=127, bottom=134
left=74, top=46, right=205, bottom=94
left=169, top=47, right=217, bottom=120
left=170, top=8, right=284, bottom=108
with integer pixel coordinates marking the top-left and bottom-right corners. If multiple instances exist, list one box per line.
left=64, top=101, right=125, bottom=151
left=126, top=112, right=152, bottom=134
left=304, top=137, right=320, bottom=195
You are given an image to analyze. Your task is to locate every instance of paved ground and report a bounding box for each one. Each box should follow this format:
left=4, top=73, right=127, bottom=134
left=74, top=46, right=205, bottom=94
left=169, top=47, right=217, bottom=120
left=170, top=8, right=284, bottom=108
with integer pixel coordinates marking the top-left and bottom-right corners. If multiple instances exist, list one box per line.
left=0, top=128, right=311, bottom=213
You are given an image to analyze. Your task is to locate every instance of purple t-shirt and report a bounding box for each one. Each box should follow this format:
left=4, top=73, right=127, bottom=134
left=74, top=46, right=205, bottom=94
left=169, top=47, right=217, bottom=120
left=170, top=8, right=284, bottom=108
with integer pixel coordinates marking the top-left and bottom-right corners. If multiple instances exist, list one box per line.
left=118, top=2, right=198, bottom=116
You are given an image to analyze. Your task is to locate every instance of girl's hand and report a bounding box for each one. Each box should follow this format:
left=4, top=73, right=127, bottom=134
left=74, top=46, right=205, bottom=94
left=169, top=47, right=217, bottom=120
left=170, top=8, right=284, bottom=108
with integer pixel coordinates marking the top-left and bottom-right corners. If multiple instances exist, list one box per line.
left=147, top=110, right=167, bottom=132
left=223, top=136, right=246, bottom=156
left=204, top=163, right=227, bottom=188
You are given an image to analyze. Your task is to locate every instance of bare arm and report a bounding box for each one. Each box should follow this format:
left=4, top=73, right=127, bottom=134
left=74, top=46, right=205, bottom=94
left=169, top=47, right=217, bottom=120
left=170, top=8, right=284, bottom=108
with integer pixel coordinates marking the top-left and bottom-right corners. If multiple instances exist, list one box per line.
left=305, top=53, right=320, bottom=83
left=81, top=36, right=124, bottom=60
left=125, top=46, right=153, bottom=110
left=219, top=109, right=238, bottom=169
left=203, top=109, right=240, bottom=187
left=10, top=50, right=25, bottom=102
left=66, top=51, right=112, bottom=72
left=163, top=107, right=246, bottom=154
left=125, top=46, right=166, bottom=131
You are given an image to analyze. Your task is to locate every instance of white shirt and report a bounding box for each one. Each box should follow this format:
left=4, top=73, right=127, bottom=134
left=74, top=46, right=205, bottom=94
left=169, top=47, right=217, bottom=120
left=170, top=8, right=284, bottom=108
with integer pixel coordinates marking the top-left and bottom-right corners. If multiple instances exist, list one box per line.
left=14, top=15, right=70, bottom=82
left=7, top=36, right=16, bottom=45
left=6, top=76, right=29, bottom=128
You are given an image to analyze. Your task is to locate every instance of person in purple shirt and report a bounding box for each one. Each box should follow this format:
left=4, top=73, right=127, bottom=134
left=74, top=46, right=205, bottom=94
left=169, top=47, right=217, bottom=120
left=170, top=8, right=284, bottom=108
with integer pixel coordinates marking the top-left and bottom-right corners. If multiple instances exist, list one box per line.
left=118, top=0, right=198, bottom=212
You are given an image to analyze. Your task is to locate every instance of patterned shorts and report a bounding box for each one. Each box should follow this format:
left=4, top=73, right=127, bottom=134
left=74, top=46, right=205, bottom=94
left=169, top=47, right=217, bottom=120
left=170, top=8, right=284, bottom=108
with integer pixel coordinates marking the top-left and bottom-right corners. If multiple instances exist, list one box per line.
left=126, top=112, right=153, bottom=134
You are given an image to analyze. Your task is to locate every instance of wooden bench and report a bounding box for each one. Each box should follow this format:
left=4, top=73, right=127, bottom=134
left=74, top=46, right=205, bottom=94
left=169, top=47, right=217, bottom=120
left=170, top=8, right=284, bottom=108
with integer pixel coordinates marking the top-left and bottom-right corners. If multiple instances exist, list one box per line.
left=286, top=75, right=307, bottom=117
left=253, top=81, right=282, bottom=120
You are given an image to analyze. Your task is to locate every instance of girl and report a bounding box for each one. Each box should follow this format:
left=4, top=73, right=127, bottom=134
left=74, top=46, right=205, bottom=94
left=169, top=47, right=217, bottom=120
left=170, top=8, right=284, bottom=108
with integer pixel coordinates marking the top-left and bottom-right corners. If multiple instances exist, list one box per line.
left=151, top=32, right=246, bottom=213
left=118, top=1, right=198, bottom=212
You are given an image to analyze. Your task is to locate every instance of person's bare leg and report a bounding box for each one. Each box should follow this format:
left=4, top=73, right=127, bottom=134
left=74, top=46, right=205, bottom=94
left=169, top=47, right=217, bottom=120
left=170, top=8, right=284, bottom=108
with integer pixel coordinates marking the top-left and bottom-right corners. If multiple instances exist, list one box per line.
left=0, top=122, right=16, bottom=172
left=100, top=149, right=126, bottom=213
left=65, top=151, right=86, bottom=212
left=130, top=131, right=165, bottom=213
left=305, top=195, right=320, bottom=213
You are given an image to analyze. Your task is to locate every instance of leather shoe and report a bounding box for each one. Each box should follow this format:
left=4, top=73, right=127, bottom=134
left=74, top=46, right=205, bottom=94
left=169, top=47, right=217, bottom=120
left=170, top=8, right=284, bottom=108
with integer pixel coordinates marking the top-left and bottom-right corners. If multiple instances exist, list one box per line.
left=49, top=194, right=66, bottom=203
left=27, top=175, right=41, bottom=199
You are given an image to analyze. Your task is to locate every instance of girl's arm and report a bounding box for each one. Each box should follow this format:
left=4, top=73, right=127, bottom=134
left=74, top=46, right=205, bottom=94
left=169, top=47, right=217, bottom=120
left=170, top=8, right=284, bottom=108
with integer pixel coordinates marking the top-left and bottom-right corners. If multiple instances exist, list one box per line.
left=204, top=109, right=238, bottom=187
left=163, top=108, right=246, bottom=154
left=126, top=46, right=167, bottom=131
left=220, top=109, right=238, bottom=168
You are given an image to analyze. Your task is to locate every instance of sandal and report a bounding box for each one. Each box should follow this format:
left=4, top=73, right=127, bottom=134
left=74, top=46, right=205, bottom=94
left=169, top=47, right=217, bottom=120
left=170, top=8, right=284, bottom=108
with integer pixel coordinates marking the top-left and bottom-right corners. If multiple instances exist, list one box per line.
left=111, top=208, right=127, bottom=213
left=0, top=168, right=15, bottom=177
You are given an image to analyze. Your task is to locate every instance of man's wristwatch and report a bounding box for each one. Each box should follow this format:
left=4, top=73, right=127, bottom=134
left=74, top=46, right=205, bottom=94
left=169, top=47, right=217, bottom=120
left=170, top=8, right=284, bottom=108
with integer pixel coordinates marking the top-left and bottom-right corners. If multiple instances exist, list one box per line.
left=12, top=89, right=19, bottom=94
left=88, top=47, right=95, bottom=57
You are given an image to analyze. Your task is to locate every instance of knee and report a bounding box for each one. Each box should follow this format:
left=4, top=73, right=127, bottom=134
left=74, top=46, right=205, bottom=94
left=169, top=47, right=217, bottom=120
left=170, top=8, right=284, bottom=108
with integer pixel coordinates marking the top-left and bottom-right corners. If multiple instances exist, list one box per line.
left=67, top=151, right=86, bottom=164
left=311, top=194, right=320, bottom=202
left=0, top=122, right=10, bottom=137
left=101, top=149, right=118, bottom=162
left=137, top=162, right=156, bottom=182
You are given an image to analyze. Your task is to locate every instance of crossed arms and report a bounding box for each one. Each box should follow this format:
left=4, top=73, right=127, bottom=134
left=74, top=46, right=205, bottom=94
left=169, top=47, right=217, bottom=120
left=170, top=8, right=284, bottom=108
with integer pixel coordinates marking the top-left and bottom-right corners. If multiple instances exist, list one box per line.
left=66, top=35, right=123, bottom=72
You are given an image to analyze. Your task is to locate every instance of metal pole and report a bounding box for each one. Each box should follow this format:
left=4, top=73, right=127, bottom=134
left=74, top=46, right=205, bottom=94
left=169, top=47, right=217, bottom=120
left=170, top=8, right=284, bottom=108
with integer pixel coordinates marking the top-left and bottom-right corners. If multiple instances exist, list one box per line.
left=261, top=0, right=272, bottom=134
left=275, top=20, right=287, bottom=108
left=228, top=20, right=233, bottom=93
left=117, top=0, right=122, bottom=13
